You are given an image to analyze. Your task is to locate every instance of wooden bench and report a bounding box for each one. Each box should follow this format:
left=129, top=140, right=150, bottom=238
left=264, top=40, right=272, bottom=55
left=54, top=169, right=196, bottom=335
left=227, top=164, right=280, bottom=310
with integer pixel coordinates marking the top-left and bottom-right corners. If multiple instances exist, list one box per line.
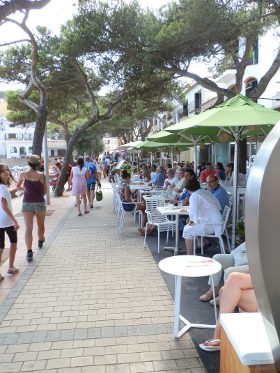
left=220, top=313, right=278, bottom=373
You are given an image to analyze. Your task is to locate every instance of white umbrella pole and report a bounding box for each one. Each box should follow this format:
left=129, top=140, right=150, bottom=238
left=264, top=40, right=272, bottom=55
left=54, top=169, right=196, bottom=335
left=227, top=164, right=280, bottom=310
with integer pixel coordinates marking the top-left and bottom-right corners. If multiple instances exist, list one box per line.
left=160, top=151, right=162, bottom=166
left=171, top=149, right=174, bottom=167
left=150, top=153, right=153, bottom=165
left=194, top=143, right=197, bottom=175
left=231, top=138, right=239, bottom=250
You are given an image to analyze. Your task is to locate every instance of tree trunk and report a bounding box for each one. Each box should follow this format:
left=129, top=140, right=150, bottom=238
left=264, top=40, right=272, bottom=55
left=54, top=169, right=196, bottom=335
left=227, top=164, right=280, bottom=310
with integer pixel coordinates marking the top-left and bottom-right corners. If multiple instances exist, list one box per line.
left=32, top=104, right=48, bottom=156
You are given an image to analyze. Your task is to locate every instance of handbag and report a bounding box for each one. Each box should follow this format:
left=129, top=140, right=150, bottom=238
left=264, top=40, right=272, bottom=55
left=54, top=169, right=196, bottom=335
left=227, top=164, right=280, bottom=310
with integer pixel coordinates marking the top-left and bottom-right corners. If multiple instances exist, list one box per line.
left=96, top=185, right=103, bottom=201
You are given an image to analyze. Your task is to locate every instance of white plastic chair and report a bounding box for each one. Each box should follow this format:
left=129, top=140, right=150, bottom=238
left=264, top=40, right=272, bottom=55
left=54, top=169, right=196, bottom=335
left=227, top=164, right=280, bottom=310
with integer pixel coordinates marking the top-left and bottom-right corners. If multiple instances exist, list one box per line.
left=144, top=197, right=176, bottom=254
left=193, top=205, right=231, bottom=255
left=115, top=192, right=136, bottom=233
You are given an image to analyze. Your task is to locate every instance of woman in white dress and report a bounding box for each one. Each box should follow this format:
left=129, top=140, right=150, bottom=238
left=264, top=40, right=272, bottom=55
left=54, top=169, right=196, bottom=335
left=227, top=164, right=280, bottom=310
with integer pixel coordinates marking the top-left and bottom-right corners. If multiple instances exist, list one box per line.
left=69, top=158, right=89, bottom=216
left=182, top=178, right=223, bottom=255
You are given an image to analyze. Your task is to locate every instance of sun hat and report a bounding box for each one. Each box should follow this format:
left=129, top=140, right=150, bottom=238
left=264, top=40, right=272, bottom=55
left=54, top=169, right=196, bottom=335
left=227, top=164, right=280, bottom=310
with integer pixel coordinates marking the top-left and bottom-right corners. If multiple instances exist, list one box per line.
left=28, top=154, right=40, bottom=165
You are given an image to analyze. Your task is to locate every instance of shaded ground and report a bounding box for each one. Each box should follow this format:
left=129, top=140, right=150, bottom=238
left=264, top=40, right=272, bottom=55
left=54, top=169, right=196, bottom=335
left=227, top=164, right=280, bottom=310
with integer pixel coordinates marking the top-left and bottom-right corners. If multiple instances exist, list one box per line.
left=145, top=231, right=222, bottom=373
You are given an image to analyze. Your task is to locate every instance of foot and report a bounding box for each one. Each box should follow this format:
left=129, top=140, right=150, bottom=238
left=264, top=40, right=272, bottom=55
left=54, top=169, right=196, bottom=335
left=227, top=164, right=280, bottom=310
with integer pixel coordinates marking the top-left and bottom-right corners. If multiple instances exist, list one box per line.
left=38, top=238, right=45, bottom=248
left=199, top=288, right=214, bottom=302
left=0, top=274, right=4, bottom=282
left=26, top=251, right=33, bottom=262
left=90, top=205, right=93, bottom=209
left=78, top=213, right=82, bottom=216
left=7, top=266, right=19, bottom=275
left=84, top=210, right=89, bottom=214
left=209, top=296, right=219, bottom=306
left=199, top=339, right=220, bottom=352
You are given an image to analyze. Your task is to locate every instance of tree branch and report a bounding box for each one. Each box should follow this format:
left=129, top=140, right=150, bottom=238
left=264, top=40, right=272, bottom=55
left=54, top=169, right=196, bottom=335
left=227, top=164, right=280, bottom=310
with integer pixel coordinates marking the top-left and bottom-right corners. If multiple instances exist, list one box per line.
left=0, top=38, right=30, bottom=47
left=0, top=0, right=51, bottom=22
left=75, top=60, right=99, bottom=118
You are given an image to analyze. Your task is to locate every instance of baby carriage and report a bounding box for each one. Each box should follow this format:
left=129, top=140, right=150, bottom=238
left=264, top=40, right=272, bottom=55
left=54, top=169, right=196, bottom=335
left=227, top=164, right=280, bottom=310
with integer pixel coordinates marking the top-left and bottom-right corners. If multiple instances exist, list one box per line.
left=49, top=175, right=58, bottom=191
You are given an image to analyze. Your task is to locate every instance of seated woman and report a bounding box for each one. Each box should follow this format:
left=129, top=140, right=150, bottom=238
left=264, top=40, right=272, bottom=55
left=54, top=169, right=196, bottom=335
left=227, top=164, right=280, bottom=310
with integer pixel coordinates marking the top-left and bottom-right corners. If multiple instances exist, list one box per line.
left=199, top=272, right=258, bottom=352
left=182, top=178, right=223, bottom=255
left=119, top=170, right=150, bottom=234
left=199, top=242, right=249, bottom=305
left=225, top=162, right=247, bottom=187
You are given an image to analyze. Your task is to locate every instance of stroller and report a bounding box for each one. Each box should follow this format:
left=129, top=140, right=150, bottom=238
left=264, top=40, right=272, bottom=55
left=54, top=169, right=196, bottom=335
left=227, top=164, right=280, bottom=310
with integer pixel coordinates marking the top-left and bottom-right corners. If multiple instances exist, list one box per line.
left=49, top=175, right=58, bottom=191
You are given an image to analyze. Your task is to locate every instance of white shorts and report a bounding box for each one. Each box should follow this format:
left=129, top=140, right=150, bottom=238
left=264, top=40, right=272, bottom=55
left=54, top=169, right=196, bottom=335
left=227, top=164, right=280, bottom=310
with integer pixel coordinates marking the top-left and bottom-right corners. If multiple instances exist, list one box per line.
left=182, top=223, right=215, bottom=239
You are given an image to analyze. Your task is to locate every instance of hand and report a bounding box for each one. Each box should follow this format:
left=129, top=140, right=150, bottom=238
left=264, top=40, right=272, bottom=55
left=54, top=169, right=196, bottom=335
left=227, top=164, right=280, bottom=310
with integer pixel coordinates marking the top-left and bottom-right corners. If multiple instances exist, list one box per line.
left=13, top=220, right=19, bottom=231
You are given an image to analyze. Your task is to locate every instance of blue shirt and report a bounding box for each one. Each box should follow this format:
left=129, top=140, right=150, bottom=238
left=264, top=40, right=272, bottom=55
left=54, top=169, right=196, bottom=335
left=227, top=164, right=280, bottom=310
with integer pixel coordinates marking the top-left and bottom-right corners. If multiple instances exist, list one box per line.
left=154, top=172, right=166, bottom=187
left=85, top=162, right=96, bottom=185
left=210, top=184, right=229, bottom=212
left=179, top=190, right=191, bottom=201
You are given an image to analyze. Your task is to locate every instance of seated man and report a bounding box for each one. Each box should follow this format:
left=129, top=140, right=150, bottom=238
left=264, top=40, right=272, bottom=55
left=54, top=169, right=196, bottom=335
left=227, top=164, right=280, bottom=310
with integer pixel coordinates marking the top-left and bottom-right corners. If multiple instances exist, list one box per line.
left=163, top=168, right=178, bottom=190
left=199, top=162, right=218, bottom=183
left=170, top=168, right=186, bottom=194
left=148, top=165, right=158, bottom=186
left=182, top=179, right=223, bottom=255
left=153, top=166, right=166, bottom=188
left=206, top=175, right=229, bottom=213
left=199, top=272, right=258, bottom=352
left=199, top=242, right=249, bottom=305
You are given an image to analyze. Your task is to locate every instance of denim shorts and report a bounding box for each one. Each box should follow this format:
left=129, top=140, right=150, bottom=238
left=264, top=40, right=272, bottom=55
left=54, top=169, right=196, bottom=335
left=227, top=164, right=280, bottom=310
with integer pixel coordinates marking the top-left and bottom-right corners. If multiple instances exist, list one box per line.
left=22, top=202, right=46, bottom=214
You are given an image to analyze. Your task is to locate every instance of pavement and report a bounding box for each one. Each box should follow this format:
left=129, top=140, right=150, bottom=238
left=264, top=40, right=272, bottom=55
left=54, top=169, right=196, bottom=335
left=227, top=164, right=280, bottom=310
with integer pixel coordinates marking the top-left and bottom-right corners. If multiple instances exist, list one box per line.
left=0, top=180, right=209, bottom=373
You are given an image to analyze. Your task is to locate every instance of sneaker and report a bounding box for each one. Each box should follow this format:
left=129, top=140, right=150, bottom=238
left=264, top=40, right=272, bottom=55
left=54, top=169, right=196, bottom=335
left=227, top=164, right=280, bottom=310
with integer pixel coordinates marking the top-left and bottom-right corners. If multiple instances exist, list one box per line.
left=38, top=238, right=45, bottom=248
left=7, top=266, right=19, bottom=275
left=26, top=251, right=33, bottom=262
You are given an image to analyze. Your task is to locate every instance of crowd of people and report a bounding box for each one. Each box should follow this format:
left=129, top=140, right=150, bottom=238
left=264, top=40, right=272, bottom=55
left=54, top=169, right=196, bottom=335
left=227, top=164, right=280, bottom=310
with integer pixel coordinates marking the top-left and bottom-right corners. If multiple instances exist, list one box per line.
left=113, top=158, right=256, bottom=354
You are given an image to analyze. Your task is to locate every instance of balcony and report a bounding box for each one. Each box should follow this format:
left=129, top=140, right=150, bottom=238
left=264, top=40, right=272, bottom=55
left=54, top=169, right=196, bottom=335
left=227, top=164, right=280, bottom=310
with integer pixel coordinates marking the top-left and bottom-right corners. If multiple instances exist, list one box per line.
left=4, top=134, right=33, bottom=141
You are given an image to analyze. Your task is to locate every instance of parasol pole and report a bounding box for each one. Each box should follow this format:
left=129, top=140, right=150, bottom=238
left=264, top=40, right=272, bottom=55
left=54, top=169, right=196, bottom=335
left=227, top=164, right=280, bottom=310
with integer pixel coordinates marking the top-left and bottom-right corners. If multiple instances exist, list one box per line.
left=231, top=135, right=239, bottom=250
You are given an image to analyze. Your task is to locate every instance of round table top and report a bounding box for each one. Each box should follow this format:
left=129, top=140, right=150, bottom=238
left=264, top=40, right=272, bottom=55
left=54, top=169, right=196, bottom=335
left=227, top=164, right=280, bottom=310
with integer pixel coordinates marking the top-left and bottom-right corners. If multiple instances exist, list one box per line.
left=158, top=255, right=222, bottom=278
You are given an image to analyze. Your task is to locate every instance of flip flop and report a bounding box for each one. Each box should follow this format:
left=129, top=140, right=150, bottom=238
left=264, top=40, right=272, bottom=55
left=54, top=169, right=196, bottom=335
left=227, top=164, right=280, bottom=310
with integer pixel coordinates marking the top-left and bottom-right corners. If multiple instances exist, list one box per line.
left=84, top=210, right=90, bottom=214
left=199, top=339, right=220, bottom=352
left=78, top=213, right=82, bottom=216
left=0, top=274, right=4, bottom=282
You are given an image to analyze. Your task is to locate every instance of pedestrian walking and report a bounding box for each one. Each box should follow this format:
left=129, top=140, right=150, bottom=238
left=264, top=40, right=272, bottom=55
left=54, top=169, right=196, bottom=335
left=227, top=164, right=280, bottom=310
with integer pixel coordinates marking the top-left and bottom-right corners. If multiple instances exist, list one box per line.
left=17, top=155, right=47, bottom=262
left=84, top=157, right=100, bottom=209
left=0, top=165, right=20, bottom=279
left=68, top=157, right=89, bottom=216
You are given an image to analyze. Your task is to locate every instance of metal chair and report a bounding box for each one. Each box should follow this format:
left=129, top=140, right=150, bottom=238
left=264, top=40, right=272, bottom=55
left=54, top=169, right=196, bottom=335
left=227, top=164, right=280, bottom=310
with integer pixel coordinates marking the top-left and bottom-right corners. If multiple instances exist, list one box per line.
left=193, top=205, right=231, bottom=255
left=144, top=197, right=176, bottom=254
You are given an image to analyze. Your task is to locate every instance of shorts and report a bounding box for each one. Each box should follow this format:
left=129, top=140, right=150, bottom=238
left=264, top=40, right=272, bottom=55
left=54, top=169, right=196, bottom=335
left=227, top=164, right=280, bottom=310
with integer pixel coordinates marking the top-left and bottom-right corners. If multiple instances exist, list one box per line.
left=87, top=182, right=96, bottom=192
left=0, top=226, right=17, bottom=248
left=22, top=202, right=46, bottom=214
left=122, top=203, right=135, bottom=212
left=182, top=223, right=215, bottom=239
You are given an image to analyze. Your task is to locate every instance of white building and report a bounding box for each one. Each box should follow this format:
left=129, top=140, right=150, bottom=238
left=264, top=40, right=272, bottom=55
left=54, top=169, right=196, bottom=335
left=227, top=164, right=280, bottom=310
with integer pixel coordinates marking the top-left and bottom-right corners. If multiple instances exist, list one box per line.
left=0, top=117, right=67, bottom=159
left=103, top=135, right=119, bottom=153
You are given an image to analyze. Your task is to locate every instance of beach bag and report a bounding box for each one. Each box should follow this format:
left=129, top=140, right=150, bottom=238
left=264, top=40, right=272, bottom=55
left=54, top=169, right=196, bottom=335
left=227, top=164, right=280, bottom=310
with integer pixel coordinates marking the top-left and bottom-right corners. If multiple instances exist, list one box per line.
left=96, top=186, right=103, bottom=201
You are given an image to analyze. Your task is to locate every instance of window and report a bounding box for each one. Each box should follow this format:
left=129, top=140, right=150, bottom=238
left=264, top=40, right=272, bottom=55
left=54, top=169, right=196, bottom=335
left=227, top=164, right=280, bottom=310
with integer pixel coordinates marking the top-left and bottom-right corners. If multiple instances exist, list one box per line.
left=248, top=38, right=258, bottom=65
left=195, top=92, right=201, bottom=109
left=8, top=133, right=16, bottom=139
left=10, top=146, right=17, bottom=154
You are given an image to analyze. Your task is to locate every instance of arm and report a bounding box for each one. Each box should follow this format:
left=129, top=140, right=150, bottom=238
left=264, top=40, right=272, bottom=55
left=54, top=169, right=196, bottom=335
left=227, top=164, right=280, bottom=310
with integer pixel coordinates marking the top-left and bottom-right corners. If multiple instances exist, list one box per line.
left=68, top=170, right=73, bottom=186
left=16, top=173, right=24, bottom=190
left=124, top=187, right=132, bottom=202
left=41, top=173, right=47, bottom=195
left=1, top=197, right=19, bottom=230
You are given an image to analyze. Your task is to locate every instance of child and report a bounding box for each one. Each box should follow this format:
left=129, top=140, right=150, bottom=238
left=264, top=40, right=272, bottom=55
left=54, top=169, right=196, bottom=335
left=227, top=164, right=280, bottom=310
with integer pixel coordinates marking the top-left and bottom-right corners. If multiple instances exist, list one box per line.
left=0, top=165, right=20, bottom=280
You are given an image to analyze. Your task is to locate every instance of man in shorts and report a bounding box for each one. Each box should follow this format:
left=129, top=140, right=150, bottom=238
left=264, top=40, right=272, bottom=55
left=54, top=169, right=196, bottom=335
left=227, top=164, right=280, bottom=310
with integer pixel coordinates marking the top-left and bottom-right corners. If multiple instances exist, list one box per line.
left=84, top=157, right=100, bottom=208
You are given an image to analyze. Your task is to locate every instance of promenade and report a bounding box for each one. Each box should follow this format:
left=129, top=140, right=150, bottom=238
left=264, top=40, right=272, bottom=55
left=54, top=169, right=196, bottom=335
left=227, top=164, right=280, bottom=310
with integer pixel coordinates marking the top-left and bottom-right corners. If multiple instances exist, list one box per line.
left=0, top=180, right=206, bottom=373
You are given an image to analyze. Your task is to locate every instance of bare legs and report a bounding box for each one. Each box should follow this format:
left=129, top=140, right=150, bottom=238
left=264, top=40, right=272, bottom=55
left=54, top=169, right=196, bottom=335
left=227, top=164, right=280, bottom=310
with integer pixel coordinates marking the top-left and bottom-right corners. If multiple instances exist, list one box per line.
left=9, top=243, right=17, bottom=269
left=24, top=212, right=34, bottom=250
left=213, top=273, right=258, bottom=340
left=24, top=211, right=46, bottom=250
left=86, top=188, right=95, bottom=208
left=185, top=238, right=193, bottom=255
left=75, top=194, right=88, bottom=215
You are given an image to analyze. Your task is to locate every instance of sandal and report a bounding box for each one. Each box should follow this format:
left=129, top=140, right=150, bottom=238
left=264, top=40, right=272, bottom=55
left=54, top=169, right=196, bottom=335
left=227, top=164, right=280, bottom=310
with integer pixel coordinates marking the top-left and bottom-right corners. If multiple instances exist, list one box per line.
left=0, top=274, right=4, bottom=282
left=78, top=213, right=82, bottom=216
left=7, top=266, right=19, bottom=275
left=199, top=339, right=220, bottom=352
left=84, top=210, right=89, bottom=214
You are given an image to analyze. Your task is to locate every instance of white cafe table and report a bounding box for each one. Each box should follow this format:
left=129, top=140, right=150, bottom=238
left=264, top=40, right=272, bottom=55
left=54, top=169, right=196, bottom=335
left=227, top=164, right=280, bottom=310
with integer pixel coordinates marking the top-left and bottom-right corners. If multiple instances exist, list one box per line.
left=159, top=255, right=222, bottom=338
left=130, top=183, right=151, bottom=201
left=157, top=205, right=190, bottom=254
